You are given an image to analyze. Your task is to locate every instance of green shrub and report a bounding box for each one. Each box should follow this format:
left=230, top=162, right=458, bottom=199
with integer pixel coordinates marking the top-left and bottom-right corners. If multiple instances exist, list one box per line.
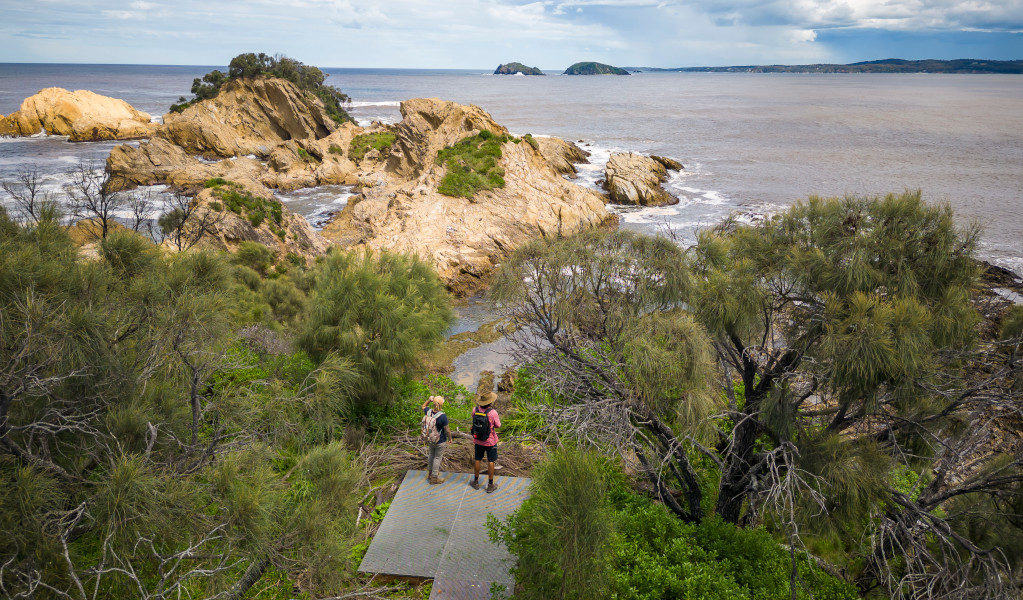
left=208, top=180, right=284, bottom=228
left=328, top=144, right=344, bottom=155
left=234, top=241, right=275, bottom=276
left=100, top=230, right=159, bottom=280
left=435, top=130, right=513, bottom=198
left=209, top=201, right=223, bottom=212
left=495, top=456, right=859, bottom=600
left=349, top=132, right=396, bottom=163
left=296, top=147, right=318, bottom=163
left=490, top=447, right=613, bottom=600
left=298, top=249, right=454, bottom=408
left=523, top=134, right=539, bottom=150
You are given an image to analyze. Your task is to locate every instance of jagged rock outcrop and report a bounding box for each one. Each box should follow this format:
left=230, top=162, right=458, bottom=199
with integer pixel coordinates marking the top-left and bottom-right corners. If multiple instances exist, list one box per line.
left=604, top=152, right=681, bottom=206
left=0, top=88, right=156, bottom=141
left=535, top=137, right=589, bottom=177
left=320, top=99, right=610, bottom=295
left=159, top=77, right=337, bottom=158
left=383, top=98, right=508, bottom=180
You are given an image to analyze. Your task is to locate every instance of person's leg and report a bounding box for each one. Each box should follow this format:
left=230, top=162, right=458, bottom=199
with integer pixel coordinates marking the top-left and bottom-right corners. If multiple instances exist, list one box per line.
left=432, top=442, right=447, bottom=482
left=471, top=445, right=482, bottom=489
left=427, top=442, right=438, bottom=477
left=486, top=446, right=499, bottom=493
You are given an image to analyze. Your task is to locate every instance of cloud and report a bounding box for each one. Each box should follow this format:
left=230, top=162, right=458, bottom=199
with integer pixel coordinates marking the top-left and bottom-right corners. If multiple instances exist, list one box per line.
left=685, top=0, right=1023, bottom=32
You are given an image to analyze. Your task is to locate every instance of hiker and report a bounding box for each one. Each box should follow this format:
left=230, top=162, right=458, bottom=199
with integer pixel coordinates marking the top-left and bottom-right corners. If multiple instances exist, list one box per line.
left=470, top=391, right=501, bottom=493
left=421, top=395, right=450, bottom=484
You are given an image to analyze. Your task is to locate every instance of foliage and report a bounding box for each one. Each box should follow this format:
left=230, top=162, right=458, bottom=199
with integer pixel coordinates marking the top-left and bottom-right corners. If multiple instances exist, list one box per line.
left=348, top=132, right=396, bottom=163
left=207, top=179, right=284, bottom=228
left=493, top=452, right=857, bottom=600
left=298, top=249, right=454, bottom=408
left=494, top=192, right=1023, bottom=596
left=489, top=446, right=613, bottom=600
left=435, top=130, right=514, bottom=198
left=0, top=210, right=370, bottom=600
left=171, top=52, right=352, bottom=123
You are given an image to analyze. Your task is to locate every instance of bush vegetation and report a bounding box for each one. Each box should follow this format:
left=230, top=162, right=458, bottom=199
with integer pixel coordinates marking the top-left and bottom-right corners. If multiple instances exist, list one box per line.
left=436, top=130, right=514, bottom=198
left=348, top=132, right=397, bottom=163
left=169, top=52, right=352, bottom=124
left=492, top=449, right=858, bottom=600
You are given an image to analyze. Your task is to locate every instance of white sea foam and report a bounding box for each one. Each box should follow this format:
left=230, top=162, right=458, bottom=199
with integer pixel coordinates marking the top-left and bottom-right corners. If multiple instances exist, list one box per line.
left=350, top=101, right=401, bottom=108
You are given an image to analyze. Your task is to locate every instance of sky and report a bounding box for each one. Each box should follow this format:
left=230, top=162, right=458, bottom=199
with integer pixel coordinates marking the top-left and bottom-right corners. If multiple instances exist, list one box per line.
left=1, top=0, right=1021, bottom=69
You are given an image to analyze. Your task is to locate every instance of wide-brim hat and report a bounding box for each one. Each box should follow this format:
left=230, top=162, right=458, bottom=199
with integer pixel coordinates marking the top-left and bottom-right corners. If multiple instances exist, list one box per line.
left=477, top=391, right=497, bottom=406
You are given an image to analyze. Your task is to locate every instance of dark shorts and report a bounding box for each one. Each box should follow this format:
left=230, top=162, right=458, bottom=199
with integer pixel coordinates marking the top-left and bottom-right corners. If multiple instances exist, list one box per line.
left=474, top=444, right=497, bottom=462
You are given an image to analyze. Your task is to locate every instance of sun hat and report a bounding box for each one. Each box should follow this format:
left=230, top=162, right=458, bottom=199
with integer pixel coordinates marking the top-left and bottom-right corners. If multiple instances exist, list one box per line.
left=477, top=391, right=497, bottom=406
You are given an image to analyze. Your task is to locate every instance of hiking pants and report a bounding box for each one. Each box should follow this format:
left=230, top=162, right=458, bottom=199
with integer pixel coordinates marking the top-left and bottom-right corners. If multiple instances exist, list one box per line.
left=428, top=441, right=447, bottom=476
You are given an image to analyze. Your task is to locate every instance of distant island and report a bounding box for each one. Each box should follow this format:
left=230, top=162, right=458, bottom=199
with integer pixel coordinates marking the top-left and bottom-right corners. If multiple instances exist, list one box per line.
left=494, top=62, right=545, bottom=75
left=637, top=58, right=1023, bottom=74
left=564, top=62, right=630, bottom=75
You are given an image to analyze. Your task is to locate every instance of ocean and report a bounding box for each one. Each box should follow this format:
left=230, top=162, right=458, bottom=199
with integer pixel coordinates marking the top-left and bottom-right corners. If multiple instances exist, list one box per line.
left=2, top=64, right=1022, bottom=386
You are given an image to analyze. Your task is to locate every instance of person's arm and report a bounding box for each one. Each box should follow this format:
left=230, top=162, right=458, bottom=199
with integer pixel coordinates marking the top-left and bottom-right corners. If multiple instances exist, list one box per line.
left=443, top=424, right=452, bottom=440
left=491, top=410, right=501, bottom=430
left=421, top=396, right=432, bottom=411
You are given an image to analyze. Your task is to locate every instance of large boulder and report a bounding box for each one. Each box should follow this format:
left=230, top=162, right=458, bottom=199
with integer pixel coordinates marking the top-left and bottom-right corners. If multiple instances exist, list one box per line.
left=158, top=77, right=337, bottom=159
left=0, top=88, right=156, bottom=141
left=604, top=152, right=680, bottom=206
left=321, top=100, right=610, bottom=295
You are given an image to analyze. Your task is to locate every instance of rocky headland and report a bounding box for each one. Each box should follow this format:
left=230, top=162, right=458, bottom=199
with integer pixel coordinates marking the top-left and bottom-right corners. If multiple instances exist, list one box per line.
left=494, top=62, right=545, bottom=75
left=105, top=80, right=619, bottom=293
left=0, top=87, right=157, bottom=141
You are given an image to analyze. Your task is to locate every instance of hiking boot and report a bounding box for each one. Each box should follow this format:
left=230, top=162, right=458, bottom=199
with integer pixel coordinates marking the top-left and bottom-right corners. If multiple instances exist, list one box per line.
left=429, top=474, right=446, bottom=485
left=486, top=481, right=499, bottom=494
left=470, top=478, right=480, bottom=490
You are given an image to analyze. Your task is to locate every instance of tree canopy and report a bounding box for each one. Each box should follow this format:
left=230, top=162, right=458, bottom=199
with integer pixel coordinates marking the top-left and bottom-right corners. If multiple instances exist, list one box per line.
left=171, top=52, right=352, bottom=124
left=494, top=191, right=1023, bottom=598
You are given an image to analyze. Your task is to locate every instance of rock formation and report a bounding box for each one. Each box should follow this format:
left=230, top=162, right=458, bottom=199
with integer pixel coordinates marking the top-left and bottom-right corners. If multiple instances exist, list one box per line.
left=159, top=77, right=337, bottom=158
left=563, top=62, right=630, bottom=75
left=604, top=152, right=681, bottom=206
left=0, top=88, right=157, bottom=141
left=107, top=88, right=611, bottom=292
left=319, top=99, right=610, bottom=295
left=494, top=62, right=545, bottom=75
left=535, top=137, right=589, bottom=177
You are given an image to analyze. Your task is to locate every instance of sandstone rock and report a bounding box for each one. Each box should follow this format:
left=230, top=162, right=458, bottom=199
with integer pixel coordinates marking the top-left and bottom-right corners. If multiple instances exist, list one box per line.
left=159, top=77, right=337, bottom=158
left=652, top=155, right=684, bottom=171
left=0, top=88, right=156, bottom=141
left=385, top=98, right=508, bottom=180
left=321, top=100, right=610, bottom=295
left=604, top=152, right=679, bottom=206
left=168, top=182, right=329, bottom=262
left=497, top=368, right=517, bottom=393
left=535, top=137, right=589, bottom=177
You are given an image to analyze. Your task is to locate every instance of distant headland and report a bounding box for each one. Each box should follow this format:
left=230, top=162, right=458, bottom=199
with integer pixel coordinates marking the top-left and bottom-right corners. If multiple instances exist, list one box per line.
left=494, top=62, right=544, bottom=75
left=564, top=62, right=630, bottom=75
left=633, top=58, right=1023, bottom=74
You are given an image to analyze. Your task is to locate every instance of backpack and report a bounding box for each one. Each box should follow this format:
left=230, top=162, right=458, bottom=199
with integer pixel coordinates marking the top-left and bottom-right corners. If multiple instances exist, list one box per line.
left=471, top=406, right=492, bottom=442
left=421, top=409, right=443, bottom=443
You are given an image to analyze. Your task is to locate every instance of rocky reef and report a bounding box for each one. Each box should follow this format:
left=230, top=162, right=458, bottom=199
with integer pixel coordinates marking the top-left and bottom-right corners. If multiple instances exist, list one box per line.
left=563, top=62, right=630, bottom=75
left=0, top=87, right=157, bottom=141
left=494, top=62, right=545, bottom=75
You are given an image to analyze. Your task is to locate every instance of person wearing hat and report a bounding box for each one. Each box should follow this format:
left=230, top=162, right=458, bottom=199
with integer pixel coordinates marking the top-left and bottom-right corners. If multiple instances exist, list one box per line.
left=421, top=395, right=451, bottom=484
left=470, top=391, right=501, bottom=493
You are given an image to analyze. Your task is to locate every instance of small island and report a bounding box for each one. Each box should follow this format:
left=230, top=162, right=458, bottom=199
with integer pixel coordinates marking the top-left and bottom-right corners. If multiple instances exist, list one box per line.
left=494, top=62, right=545, bottom=75
left=563, top=61, right=630, bottom=75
